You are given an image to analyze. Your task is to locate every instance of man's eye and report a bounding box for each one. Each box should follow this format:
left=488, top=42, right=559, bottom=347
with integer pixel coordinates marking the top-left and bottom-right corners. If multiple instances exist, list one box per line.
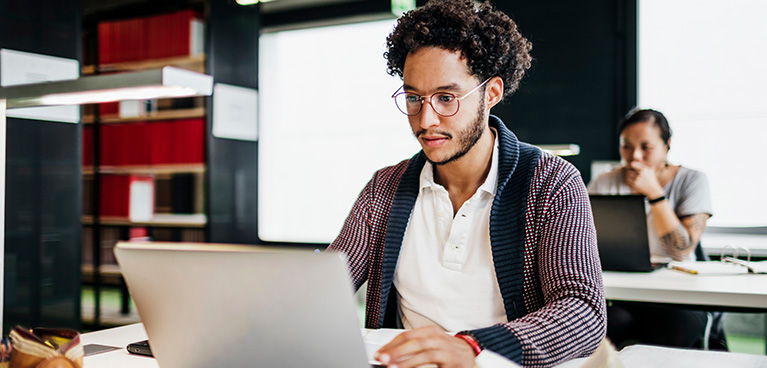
left=405, top=95, right=421, bottom=103
left=436, top=94, right=455, bottom=103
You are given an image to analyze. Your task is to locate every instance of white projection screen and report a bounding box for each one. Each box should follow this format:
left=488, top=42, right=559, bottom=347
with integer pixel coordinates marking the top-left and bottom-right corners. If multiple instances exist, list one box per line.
left=258, top=19, right=420, bottom=243
left=638, top=0, right=767, bottom=227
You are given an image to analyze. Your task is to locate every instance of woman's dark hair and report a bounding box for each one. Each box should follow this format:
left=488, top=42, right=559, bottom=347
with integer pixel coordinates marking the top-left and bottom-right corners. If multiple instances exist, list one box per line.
left=618, top=108, right=672, bottom=147
left=384, top=0, right=532, bottom=98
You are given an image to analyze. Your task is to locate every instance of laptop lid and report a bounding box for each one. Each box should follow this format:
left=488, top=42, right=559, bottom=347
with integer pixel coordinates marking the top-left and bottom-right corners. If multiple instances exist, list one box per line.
left=589, top=195, right=656, bottom=272
left=114, top=241, right=371, bottom=368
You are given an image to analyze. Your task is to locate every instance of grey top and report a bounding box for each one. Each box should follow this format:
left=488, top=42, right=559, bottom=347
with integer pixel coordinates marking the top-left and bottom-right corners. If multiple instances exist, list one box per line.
left=587, top=166, right=713, bottom=260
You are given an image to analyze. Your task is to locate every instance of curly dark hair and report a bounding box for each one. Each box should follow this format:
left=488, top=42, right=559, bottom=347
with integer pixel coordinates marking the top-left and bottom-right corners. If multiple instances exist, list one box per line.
left=385, top=0, right=532, bottom=98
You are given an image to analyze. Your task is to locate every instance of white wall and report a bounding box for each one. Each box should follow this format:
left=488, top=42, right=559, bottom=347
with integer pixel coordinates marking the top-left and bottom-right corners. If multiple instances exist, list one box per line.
left=258, top=19, right=420, bottom=243
left=638, top=0, right=767, bottom=227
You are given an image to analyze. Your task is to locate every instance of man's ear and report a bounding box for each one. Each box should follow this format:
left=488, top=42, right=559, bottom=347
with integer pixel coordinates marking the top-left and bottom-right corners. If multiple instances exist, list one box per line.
left=485, top=76, right=504, bottom=109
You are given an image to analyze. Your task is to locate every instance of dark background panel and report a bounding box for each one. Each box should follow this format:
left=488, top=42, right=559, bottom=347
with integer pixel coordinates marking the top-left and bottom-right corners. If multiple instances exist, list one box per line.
left=206, top=0, right=260, bottom=243
left=0, top=0, right=82, bottom=333
left=489, top=0, right=636, bottom=182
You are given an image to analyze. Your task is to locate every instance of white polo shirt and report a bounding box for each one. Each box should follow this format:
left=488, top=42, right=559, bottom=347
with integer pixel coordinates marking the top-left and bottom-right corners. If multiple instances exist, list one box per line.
left=393, top=133, right=507, bottom=332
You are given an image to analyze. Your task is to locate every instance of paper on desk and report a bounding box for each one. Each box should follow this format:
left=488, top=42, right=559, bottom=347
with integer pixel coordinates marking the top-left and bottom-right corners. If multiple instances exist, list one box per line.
left=668, top=261, right=749, bottom=275
left=724, top=257, right=767, bottom=274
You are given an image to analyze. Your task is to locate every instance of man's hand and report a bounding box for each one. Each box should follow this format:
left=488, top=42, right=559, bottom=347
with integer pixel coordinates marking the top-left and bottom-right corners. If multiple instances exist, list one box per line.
left=373, top=326, right=477, bottom=368
left=623, top=162, right=664, bottom=198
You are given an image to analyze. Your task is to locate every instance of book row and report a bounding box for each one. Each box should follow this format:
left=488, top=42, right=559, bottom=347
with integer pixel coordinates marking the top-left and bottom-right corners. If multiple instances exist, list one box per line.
left=82, top=118, right=205, bottom=167
left=98, top=9, right=204, bottom=64
left=83, top=173, right=200, bottom=217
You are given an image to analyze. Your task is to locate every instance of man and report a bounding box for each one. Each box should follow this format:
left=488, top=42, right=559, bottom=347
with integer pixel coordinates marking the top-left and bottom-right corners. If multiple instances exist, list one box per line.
left=328, top=1, right=606, bottom=367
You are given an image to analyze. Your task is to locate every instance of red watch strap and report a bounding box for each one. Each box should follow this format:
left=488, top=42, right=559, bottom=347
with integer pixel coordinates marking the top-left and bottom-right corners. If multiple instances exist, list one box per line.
left=455, top=333, right=482, bottom=356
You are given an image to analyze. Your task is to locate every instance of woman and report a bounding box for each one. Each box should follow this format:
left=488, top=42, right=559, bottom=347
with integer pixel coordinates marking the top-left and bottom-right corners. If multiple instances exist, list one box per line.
left=588, top=108, right=719, bottom=349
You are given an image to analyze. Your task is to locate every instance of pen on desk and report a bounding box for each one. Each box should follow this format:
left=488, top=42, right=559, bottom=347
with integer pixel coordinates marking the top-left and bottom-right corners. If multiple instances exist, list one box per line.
left=670, top=265, right=698, bottom=275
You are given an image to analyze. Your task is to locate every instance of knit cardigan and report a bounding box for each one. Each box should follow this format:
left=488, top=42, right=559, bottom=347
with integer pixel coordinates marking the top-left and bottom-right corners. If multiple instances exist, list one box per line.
left=328, top=115, right=606, bottom=367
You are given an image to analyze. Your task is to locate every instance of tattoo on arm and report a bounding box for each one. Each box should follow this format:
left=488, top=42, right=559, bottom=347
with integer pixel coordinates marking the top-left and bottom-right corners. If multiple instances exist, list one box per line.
left=684, top=214, right=709, bottom=245
left=660, top=224, right=692, bottom=260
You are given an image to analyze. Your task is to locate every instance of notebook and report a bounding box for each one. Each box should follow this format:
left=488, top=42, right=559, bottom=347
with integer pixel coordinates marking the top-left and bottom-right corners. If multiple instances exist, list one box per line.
left=668, top=245, right=767, bottom=275
left=589, top=195, right=661, bottom=272
left=114, top=241, right=374, bottom=368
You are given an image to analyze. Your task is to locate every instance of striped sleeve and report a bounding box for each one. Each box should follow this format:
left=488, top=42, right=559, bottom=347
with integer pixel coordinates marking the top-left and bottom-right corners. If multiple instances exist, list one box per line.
left=471, top=155, right=606, bottom=367
left=327, top=160, right=408, bottom=291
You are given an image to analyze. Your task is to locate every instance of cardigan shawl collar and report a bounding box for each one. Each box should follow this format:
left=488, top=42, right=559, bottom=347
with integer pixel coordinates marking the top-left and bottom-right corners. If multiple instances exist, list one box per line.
left=377, top=115, right=541, bottom=328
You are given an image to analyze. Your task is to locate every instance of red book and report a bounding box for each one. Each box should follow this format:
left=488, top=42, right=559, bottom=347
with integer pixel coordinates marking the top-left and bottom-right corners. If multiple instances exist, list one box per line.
left=99, top=124, right=114, bottom=166
left=97, top=21, right=112, bottom=64
left=100, top=174, right=128, bottom=217
left=113, top=124, right=126, bottom=166
left=135, top=122, right=151, bottom=166
left=125, top=18, right=136, bottom=62
left=150, top=120, right=172, bottom=165
left=121, top=123, right=135, bottom=166
left=131, top=17, right=147, bottom=62
left=138, top=17, right=148, bottom=61
left=146, top=13, right=165, bottom=60
left=187, top=118, right=205, bottom=163
left=129, top=226, right=150, bottom=241
left=115, top=19, right=124, bottom=62
left=99, top=102, right=119, bottom=116
left=83, top=125, right=93, bottom=167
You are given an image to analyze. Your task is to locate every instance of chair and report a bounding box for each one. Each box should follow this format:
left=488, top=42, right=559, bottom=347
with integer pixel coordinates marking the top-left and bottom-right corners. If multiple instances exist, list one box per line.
left=695, top=243, right=729, bottom=351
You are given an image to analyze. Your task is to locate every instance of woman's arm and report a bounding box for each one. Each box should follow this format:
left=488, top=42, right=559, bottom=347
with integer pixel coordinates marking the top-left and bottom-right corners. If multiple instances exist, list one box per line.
left=649, top=201, right=709, bottom=260
left=625, top=163, right=711, bottom=260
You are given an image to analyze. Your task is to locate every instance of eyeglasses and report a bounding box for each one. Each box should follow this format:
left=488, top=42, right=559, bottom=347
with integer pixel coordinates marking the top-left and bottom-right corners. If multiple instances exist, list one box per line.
left=391, top=78, right=491, bottom=117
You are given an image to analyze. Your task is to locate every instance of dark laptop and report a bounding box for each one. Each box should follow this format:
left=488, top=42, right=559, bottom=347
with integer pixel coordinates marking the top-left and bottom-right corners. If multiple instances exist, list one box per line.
left=589, top=195, right=661, bottom=272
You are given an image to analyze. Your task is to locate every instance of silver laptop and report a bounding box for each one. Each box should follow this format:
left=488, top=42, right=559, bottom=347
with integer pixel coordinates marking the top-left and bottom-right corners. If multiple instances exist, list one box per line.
left=114, top=241, right=372, bottom=368
left=589, top=195, right=662, bottom=272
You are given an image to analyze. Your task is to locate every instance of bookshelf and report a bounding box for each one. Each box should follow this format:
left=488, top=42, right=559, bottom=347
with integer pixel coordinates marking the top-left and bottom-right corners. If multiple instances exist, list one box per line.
left=80, top=0, right=260, bottom=328
left=81, top=8, right=209, bottom=327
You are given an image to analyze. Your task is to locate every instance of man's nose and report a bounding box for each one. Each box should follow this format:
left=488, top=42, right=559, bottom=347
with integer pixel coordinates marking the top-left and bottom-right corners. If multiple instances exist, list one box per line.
left=418, top=100, right=441, bottom=129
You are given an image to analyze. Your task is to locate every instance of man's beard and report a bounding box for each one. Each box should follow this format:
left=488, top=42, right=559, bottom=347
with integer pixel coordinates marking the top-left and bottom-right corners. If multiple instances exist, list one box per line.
left=424, top=99, right=486, bottom=166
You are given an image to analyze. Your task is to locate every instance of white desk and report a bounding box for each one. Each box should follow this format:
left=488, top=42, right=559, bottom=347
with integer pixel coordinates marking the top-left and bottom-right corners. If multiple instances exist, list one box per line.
left=82, top=324, right=767, bottom=368
left=82, top=324, right=157, bottom=368
left=603, top=268, right=767, bottom=310
left=558, top=344, right=767, bottom=368
left=604, top=268, right=767, bottom=354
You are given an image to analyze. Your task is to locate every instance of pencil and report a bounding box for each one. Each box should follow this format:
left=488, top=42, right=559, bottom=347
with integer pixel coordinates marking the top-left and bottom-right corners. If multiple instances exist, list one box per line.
left=670, top=265, right=698, bottom=275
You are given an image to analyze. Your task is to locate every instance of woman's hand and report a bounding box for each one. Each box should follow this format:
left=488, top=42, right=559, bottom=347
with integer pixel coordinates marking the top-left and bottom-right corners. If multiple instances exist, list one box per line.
left=374, top=326, right=477, bottom=368
left=623, top=161, right=664, bottom=198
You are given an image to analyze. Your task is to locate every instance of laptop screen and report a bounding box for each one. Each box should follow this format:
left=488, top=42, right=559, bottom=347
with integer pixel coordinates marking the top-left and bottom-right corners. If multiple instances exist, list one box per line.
left=589, top=195, right=656, bottom=272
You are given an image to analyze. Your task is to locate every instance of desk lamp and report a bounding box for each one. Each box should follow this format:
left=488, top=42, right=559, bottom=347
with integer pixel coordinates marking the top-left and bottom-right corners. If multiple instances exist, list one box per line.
left=537, top=144, right=581, bottom=157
